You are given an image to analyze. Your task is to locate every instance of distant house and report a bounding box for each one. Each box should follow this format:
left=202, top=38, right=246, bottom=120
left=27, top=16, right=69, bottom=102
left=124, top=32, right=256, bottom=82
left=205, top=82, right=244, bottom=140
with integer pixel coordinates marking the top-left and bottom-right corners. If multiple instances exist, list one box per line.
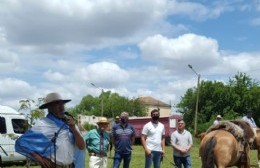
left=77, top=115, right=99, bottom=126
left=77, top=115, right=113, bottom=131
left=138, top=96, right=171, bottom=117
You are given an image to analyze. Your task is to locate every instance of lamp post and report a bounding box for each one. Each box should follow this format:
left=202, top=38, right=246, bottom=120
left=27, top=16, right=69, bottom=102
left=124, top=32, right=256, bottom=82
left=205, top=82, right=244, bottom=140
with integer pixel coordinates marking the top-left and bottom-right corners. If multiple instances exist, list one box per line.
left=90, top=83, right=104, bottom=116
left=188, top=64, right=200, bottom=136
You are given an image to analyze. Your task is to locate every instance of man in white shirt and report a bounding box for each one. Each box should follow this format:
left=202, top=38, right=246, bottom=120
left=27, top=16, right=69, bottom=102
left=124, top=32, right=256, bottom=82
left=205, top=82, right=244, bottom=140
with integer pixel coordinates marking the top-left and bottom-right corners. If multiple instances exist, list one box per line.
left=171, top=119, right=193, bottom=168
left=213, top=115, right=222, bottom=125
left=141, top=109, right=165, bottom=168
left=242, top=110, right=257, bottom=128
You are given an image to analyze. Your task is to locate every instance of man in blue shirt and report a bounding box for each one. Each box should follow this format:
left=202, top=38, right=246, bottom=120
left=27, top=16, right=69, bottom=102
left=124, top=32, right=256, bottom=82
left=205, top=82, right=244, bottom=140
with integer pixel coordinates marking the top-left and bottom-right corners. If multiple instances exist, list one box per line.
left=112, top=112, right=135, bottom=168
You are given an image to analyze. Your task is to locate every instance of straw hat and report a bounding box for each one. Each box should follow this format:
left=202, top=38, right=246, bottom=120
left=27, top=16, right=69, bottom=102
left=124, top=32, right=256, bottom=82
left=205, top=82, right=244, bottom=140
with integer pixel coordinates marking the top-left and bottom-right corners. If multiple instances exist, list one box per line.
left=39, top=92, right=71, bottom=109
left=97, top=117, right=109, bottom=124
left=216, top=115, right=222, bottom=119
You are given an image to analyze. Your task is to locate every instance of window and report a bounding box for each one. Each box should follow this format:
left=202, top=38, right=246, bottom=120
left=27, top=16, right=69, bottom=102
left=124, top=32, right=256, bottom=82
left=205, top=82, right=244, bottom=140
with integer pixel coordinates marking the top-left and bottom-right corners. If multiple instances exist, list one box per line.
left=0, top=116, right=7, bottom=134
left=12, top=119, right=28, bottom=134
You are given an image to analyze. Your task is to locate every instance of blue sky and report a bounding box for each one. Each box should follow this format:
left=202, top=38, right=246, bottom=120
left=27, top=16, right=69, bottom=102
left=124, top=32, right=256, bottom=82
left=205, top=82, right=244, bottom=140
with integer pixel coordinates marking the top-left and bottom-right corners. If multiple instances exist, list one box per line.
left=0, top=0, right=260, bottom=112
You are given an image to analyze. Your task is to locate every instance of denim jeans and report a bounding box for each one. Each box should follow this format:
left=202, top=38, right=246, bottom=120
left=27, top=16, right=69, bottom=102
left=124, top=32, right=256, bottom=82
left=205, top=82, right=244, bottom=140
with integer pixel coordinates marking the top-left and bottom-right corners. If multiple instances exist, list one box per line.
left=173, top=155, right=191, bottom=168
left=145, top=151, right=162, bottom=168
left=113, top=152, right=132, bottom=168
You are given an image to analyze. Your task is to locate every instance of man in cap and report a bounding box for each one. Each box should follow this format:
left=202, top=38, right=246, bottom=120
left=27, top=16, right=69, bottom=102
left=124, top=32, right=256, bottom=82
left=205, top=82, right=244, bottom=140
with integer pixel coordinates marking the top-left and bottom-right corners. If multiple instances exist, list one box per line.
left=15, top=92, right=86, bottom=168
left=84, top=117, right=110, bottom=168
left=113, top=116, right=120, bottom=126
left=242, top=110, right=257, bottom=128
left=213, top=115, right=222, bottom=125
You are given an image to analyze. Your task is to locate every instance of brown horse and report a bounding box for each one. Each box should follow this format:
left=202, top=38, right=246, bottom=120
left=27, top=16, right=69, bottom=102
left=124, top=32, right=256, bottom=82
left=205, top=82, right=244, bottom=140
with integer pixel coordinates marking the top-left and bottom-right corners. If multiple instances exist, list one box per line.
left=199, top=120, right=255, bottom=168
left=253, top=128, right=260, bottom=167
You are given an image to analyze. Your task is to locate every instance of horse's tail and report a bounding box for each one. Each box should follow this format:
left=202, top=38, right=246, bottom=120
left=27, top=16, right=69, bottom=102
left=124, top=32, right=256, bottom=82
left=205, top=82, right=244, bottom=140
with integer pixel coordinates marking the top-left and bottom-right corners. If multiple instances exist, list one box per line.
left=202, top=137, right=216, bottom=168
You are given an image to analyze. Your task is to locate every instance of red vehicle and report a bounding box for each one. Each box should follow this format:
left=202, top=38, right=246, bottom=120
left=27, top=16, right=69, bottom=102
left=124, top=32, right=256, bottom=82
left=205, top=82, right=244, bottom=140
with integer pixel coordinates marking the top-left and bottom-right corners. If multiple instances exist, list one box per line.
left=128, top=114, right=182, bottom=145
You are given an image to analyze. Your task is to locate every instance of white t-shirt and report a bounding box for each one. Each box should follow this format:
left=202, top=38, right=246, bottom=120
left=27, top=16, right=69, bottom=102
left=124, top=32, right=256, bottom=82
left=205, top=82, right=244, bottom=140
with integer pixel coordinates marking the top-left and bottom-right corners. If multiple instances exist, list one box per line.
left=171, top=129, right=193, bottom=157
left=142, top=121, right=165, bottom=152
left=242, top=116, right=257, bottom=128
left=213, top=120, right=219, bottom=125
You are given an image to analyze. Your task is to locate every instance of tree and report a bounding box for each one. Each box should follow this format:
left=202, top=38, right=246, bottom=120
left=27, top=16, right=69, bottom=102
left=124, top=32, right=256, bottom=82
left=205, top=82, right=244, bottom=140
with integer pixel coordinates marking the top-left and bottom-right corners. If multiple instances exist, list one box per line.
left=177, top=72, right=260, bottom=134
left=19, top=98, right=45, bottom=126
left=70, top=91, right=146, bottom=118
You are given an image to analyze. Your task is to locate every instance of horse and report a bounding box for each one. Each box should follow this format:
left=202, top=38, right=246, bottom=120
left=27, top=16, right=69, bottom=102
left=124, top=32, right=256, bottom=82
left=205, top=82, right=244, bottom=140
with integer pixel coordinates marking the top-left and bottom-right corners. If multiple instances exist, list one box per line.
left=199, top=120, right=255, bottom=168
left=253, top=128, right=260, bottom=167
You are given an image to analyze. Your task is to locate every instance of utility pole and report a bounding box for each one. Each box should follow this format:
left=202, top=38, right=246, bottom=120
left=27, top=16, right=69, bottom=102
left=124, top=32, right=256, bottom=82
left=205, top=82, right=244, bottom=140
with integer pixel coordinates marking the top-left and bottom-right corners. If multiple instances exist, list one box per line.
left=90, top=83, right=104, bottom=116
left=188, top=64, right=200, bottom=136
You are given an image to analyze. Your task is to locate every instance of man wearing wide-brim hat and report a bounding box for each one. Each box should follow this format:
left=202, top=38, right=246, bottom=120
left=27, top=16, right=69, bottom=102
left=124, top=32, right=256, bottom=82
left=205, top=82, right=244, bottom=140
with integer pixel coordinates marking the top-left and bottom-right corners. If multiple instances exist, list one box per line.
left=213, top=115, right=222, bottom=125
left=84, top=117, right=110, bottom=168
left=15, top=92, right=86, bottom=168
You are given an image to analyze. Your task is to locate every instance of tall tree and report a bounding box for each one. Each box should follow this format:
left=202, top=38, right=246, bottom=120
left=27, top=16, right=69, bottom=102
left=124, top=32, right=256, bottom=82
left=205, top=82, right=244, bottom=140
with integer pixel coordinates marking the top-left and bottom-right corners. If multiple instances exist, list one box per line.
left=177, top=72, right=260, bottom=134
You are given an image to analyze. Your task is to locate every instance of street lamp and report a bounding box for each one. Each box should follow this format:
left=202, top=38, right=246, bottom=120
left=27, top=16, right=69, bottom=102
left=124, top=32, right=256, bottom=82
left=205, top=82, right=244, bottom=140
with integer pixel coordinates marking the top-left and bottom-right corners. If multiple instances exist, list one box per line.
left=188, top=64, right=200, bottom=136
left=90, top=83, right=104, bottom=116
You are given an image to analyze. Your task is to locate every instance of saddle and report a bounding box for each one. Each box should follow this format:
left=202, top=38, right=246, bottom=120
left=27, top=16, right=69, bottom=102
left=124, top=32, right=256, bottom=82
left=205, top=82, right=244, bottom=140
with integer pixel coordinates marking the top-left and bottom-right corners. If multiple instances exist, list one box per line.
left=206, top=120, right=255, bottom=145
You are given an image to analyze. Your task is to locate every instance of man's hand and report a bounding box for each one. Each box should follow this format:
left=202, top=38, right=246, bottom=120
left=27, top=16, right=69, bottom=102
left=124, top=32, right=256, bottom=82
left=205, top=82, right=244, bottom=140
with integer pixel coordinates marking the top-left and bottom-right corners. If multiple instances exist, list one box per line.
left=145, top=148, right=151, bottom=156
left=32, top=153, right=55, bottom=168
left=179, top=149, right=189, bottom=155
left=66, top=116, right=76, bottom=129
left=161, top=150, right=165, bottom=157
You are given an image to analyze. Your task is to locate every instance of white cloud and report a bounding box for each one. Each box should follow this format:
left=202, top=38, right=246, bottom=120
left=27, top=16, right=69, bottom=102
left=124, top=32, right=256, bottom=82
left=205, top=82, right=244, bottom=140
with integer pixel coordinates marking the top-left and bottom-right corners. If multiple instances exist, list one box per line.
left=250, top=17, right=260, bottom=26
left=0, top=78, right=39, bottom=109
left=0, top=0, right=167, bottom=48
left=139, top=33, right=221, bottom=71
left=0, top=51, right=20, bottom=71
left=84, top=62, right=129, bottom=88
left=167, top=0, right=233, bottom=21
left=0, top=0, right=260, bottom=112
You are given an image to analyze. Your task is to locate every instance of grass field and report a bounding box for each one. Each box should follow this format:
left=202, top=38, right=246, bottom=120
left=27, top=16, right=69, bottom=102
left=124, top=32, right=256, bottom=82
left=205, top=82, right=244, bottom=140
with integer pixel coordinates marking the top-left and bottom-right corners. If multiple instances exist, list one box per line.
left=14, top=142, right=258, bottom=168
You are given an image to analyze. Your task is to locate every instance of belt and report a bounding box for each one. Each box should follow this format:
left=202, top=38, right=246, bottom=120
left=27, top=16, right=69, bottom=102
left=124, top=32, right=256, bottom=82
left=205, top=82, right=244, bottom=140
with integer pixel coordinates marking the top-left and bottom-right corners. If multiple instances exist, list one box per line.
left=89, top=152, right=107, bottom=157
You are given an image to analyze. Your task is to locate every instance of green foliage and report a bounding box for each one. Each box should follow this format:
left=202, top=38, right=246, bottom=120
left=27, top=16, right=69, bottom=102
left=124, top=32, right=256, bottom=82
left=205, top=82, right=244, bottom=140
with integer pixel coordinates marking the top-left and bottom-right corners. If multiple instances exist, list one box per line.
left=70, top=91, right=146, bottom=117
left=83, top=122, right=97, bottom=131
left=178, top=72, right=260, bottom=134
left=19, top=98, right=45, bottom=125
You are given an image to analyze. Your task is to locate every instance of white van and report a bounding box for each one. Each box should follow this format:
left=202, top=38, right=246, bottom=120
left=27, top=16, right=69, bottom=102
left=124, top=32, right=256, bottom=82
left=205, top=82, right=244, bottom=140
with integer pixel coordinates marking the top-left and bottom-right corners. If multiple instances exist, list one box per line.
left=0, top=105, right=28, bottom=166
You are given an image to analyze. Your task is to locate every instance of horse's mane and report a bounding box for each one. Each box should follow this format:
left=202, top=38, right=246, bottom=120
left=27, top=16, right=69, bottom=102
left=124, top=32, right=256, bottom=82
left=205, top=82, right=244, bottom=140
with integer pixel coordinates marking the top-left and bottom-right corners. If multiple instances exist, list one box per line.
left=206, top=120, right=255, bottom=144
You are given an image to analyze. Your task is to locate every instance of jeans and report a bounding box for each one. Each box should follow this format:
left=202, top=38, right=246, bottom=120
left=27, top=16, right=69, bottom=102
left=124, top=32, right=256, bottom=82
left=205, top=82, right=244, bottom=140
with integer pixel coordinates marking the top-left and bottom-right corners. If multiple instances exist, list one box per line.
left=145, top=151, right=162, bottom=168
left=113, top=152, right=132, bottom=168
left=173, top=155, right=192, bottom=168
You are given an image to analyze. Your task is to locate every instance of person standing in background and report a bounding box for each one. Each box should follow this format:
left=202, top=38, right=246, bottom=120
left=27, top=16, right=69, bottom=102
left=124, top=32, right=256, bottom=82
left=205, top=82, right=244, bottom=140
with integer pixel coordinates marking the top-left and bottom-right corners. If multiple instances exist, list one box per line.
left=84, top=117, right=110, bottom=168
left=113, top=116, right=120, bottom=126
left=112, top=112, right=135, bottom=168
left=171, top=119, right=193, bottom=168
left=242, top=110, right=257, bottom=128
left=141, top=109, right=165, bottom=168
left=213, top=115, right=222, bottom=125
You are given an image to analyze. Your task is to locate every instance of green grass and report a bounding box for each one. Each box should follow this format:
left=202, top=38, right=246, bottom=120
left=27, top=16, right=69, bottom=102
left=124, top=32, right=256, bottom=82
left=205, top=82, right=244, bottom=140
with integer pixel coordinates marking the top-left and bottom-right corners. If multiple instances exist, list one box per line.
left=14, top=143, right=258, bottom=168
